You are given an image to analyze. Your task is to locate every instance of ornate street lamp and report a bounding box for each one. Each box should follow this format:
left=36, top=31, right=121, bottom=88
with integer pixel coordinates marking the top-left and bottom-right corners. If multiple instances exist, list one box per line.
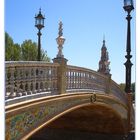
left=123, top=0, right=134, bottom=93
left=35, top=8, right=45, bottom=61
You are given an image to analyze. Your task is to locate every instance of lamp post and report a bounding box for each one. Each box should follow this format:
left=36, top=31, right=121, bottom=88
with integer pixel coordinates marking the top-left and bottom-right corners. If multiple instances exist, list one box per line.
left=123, top=0, right=134, bottom=93
left=35, top=8, right=45, bottom=61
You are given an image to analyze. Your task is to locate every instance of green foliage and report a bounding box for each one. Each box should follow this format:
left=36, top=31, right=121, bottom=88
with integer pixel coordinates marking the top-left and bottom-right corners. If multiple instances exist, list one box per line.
left=119, top=83, right=125, bottom=91
left=5, top=32, right=21, bottom=61
left=21, top=40, right=38, bottom=61
left=41, top=50, right=51, bottom=61
left=5, top=32, right=50, bottom=62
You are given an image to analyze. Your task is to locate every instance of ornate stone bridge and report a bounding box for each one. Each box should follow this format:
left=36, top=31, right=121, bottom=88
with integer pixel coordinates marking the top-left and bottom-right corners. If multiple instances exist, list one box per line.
left=5, top=60, right=134, bottom=140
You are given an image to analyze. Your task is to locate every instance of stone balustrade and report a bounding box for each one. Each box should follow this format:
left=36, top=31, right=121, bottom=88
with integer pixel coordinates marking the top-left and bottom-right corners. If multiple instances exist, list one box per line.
left=66, top=65, right=127, bottom=104
left=5, top=60, right=127, bottom=105
left=5, top=61, right=59, bottom=100
left=66, top=65, right=107, bottom=92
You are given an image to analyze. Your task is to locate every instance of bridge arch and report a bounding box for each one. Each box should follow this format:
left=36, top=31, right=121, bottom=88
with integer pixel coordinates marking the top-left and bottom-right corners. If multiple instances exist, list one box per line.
left=6, top=92, right=128, bottom=140
left=28, top=103, right=128, bottom=139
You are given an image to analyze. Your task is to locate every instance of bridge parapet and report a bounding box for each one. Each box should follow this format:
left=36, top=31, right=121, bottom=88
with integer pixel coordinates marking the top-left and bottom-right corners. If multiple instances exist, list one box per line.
left=110, top=80, right=128, bottom=103
left=5, top=61, right=59, bottom=100
left=5, top=61, right=127, bottom=105
left=66, top=65, right=127, bottom=104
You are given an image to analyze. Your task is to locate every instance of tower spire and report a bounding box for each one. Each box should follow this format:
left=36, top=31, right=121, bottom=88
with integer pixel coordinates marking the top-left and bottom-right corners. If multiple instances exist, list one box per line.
left=103, top=34, right=105, bottom=44
left=98, top=38, right=111, bottom=77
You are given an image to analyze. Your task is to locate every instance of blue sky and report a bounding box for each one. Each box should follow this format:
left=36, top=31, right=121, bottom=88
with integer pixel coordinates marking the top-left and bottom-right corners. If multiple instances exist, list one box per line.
left=5, top=0, right=136, bottom=84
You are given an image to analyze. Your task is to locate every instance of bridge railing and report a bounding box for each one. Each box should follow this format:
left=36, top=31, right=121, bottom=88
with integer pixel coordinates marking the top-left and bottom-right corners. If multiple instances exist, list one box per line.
left=66, top=65, right=107, bottom=93
left=110, top=80, right=128, bottom=103
left=5, top=60, right=127, bottom=105
left=66, top=65, right=127, bottom=104
left=5, top=61, right=59, bottom=100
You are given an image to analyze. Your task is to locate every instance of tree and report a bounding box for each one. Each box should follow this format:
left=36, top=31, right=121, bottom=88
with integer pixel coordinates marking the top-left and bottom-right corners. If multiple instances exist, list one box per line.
left=119, top=83, right=125, bottom=91
left=12, top=43, right=21, bottom=61
left=5, top=32, right=13, bottom=60
left=21, top=40, right=50, bottom=61
left=5, top=32, right=50, bottom=62
left=5, top=32, right=21, bottom=61
left=41, top=50, right=50, bottom=61
left=21, top=40, right=38, bottom=61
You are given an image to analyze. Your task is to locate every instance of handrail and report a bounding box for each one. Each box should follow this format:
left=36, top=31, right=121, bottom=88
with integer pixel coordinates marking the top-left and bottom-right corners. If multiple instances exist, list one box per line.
left=66, top=65, right=127, bottom=104
left=5, top=61, right=59, bottom=100
left=5, top=61, right=128, bottom=105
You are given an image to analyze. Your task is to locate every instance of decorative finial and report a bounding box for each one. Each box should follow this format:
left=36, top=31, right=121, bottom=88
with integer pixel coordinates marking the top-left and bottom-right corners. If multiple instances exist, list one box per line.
left=56, top=21, right=65, bottom=58
left=58, top=21, right=63, bottom=37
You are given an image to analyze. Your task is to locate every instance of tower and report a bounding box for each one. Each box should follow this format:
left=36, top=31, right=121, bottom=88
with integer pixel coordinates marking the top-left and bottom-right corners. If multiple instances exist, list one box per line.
left=98, top=38, right=111, bottom=76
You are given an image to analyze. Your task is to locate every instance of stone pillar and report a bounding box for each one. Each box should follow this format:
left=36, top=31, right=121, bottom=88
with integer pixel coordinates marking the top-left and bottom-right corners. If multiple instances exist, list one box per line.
left=53, top=57, right=68, bottom=94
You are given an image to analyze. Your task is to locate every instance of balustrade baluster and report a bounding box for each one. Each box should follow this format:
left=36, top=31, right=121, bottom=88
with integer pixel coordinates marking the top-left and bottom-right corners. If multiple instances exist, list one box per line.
left=45, top=68, right=49, bottom=91
left=78, top=71, right=80, bottom=89
left=66, top=70, right=68, bottom=89
left=42, top=68, right=46, bottom=92
left=49, top=67, right=52, bottom=91
left=70, top=70, right=72, bottom=89
left=77, top=72, right=80, bottom=89
left=79, top=72, right=81, bottom=89
left=68, top=71, right=70, bottom=89
left=54, top=67, right=57, bottom=90
left=15, top=67, right=22, bottom=96
left=27, top=67, right=31, bottom=94
left=9, top=66, right=15, bottom=98
left=5, top=68, right=8, bottom=98
left=51, top=67, right=54, bottom=91
left=40, top=68, right=43, bottom=92
left=82, top=72, right=84, bottom=89
left=23, top=67, right=28, bottom=95
left=74, top=72, right=76, bottom=89
left=71, top=71, right=73, bottom=89
left=37, top=68, right=41, bottom=92
left=76, top=72, right=78, bottom=89
left=45, top=67, right=49, bottom=91
left=83, top=73, right=85, bottom=89
left=32, top=67, right=36, bottom=94
left=53, top=67, right=57, bottom=90
left=52, top=67, right=55, bottom=91
left=69, top=70, right=71, bottom=89
left=73, top=71, right=75, bottom=89
left=88, top=73, right=90, bottom=89
left=89, top=73, right=91, bottom=89
left=47, top=67, right=50, bottom=91
left=81, top=72, right=83, bottom=89
left=43, top=67, right=46, bottom=92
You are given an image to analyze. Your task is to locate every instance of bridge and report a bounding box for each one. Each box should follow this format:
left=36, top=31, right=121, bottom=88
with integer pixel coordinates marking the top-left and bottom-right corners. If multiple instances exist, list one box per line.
left=5, top=59, right=135, bottom=140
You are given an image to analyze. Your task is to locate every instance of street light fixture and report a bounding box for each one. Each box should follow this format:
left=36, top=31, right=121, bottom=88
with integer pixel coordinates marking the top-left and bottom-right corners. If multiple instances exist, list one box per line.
left=123, top=0, right=134, bottom=93
left=35, top=8, right=45, bottom=61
